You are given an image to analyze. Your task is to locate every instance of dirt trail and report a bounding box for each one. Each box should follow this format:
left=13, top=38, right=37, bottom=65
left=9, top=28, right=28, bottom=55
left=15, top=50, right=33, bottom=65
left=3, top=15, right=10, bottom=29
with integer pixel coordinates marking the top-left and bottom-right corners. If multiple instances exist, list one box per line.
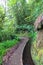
left=3, top=37, right=29, bottom=65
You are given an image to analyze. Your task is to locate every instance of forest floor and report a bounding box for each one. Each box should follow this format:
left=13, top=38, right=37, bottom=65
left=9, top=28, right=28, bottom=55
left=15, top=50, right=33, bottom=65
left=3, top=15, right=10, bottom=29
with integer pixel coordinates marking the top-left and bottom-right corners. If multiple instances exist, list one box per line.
left=2, top=37, right=29, bottom=65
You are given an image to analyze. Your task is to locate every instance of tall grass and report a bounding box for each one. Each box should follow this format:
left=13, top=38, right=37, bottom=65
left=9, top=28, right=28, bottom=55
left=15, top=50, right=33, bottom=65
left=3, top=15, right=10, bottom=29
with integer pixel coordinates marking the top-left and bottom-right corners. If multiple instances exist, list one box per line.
left=0, top=39, right=19, bottom=65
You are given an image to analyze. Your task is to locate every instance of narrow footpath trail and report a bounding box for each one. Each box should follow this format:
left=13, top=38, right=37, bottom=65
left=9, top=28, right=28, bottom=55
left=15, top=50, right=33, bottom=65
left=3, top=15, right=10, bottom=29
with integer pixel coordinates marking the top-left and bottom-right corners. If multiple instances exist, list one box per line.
left=3, top=37, right=29, bottom=65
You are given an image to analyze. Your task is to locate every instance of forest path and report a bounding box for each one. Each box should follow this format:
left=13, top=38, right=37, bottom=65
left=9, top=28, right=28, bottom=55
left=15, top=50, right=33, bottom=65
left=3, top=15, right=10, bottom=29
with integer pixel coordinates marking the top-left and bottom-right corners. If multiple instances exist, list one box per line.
left=3, top=37, right=29, bottom=65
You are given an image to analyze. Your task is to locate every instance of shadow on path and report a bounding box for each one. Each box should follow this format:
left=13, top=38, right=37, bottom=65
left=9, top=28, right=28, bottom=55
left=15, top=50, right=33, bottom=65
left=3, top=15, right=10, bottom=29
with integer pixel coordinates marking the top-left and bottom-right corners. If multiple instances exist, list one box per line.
left=22, top=40, right=35, bottom=65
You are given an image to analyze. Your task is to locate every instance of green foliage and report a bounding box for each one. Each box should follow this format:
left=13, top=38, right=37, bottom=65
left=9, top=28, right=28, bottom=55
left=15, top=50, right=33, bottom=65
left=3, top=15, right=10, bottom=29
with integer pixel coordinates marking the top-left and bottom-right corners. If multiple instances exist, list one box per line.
left=0, top=30, right=19, bottom=42
left=7, top=0, right=43, bottom=39
left=0, top=6, right=5, bottom=30
left=8, top=0, right=43, bottom=24
left=0, top=0, right=43, bottom=41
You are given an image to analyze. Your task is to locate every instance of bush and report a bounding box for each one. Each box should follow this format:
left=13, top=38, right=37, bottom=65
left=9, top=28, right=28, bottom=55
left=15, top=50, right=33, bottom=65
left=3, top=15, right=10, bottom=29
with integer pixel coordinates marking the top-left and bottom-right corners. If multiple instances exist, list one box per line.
left=0, top=30, right=19, bottom=42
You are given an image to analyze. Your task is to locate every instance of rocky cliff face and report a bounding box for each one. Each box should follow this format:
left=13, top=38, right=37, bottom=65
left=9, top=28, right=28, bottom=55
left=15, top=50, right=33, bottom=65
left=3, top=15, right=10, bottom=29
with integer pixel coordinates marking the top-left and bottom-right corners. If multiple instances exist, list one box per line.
left=34, top=13, right=43, bottom=48
left=34, top=13, right=43, bottom=30
left=36, top=30, right=43, bottom=48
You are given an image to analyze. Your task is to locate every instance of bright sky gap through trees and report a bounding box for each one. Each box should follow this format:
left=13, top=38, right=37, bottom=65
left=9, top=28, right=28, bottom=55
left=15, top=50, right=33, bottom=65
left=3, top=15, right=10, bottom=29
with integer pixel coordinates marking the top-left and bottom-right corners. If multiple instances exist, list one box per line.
left=0, top=0, right=8, bottom=13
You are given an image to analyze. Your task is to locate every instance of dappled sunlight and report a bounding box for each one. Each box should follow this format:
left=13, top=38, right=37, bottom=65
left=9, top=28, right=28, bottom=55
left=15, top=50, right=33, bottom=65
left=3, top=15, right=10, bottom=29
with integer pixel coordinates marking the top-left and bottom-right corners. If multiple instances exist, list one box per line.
left=0, top=0, right=6, bottom=7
